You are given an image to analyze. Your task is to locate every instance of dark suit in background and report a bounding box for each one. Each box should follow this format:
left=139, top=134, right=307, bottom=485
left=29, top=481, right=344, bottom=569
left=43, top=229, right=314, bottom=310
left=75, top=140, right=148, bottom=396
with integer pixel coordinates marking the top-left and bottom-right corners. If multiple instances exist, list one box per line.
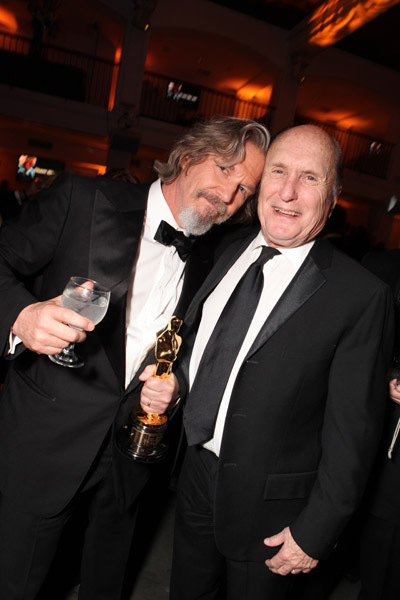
left=359, top=250, right=400, bottom=600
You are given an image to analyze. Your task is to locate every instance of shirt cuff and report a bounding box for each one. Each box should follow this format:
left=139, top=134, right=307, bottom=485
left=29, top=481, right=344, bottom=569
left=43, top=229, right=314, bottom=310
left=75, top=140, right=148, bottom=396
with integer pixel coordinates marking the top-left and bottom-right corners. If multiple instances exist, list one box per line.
left=8, top=332, right=22, bottom=355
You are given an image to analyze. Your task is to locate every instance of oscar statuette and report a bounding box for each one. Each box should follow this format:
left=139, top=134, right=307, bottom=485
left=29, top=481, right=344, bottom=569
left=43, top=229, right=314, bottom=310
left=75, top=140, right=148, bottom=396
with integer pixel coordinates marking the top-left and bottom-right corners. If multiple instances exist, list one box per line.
left=118, top=316, right=183, bottom=463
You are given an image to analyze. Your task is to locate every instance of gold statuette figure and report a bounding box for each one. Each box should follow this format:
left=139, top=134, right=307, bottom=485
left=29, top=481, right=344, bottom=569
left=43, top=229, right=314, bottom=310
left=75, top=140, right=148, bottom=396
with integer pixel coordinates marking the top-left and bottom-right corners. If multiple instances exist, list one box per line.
left=118, top=316, right=183, bottom=462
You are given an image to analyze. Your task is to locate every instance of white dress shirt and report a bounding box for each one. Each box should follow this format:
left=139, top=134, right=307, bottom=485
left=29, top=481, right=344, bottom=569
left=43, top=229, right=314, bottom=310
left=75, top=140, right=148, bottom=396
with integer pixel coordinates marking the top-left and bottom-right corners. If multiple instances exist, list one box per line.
left=189, top=231, right=314, bottom=456
left=124, top=179, right=186, bottom=387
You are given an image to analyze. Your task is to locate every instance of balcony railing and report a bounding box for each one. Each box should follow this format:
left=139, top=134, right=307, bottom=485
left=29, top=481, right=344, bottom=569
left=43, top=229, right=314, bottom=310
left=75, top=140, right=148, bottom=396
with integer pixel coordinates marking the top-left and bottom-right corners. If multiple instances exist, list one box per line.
left=0, top=32, right=394, bottom=181
left=295, top=115, right=394, bottom=180
left=140, top=71, right=273, bottom=127
left=0, top=32, right=272, bottom=124
left=0, top=31, right=116, bottom=107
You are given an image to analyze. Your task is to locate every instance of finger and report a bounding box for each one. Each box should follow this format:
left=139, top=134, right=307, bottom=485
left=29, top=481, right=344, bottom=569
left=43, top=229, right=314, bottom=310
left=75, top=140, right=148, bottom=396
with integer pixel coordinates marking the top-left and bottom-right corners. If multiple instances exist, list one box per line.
left=36, top=339, right=73, bottom=356
left=268, top=564, right=291, bottom=577
left=62, top=309, right=94, bottom=332
left=141, top=392, right=171, bottom=412
left=264, top=532, right=284, bottom=548
left=46, top=322, right=87, bottom=345
left=265, top=557, right=283, bottom=570
left=139, top=365, right=157, bottom=381
left=264, top=529, right=285, bottom=547
left=140, top=397, right=167, bottom=414
left=80, top=280, right=95, bottom=290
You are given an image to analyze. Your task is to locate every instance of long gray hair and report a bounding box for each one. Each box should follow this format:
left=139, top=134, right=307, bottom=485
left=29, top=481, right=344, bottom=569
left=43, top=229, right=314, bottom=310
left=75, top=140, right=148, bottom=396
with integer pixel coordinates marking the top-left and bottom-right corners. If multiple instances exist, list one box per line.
left=154, top=115, right=270, bottom=223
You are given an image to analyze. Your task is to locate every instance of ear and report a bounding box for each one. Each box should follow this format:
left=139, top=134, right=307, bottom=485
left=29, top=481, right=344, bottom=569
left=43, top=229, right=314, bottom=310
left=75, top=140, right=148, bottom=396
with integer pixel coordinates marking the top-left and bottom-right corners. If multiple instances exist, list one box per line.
left=180, top=156, right=190, bottom=173
left=328, top=196, right=338, bottom=218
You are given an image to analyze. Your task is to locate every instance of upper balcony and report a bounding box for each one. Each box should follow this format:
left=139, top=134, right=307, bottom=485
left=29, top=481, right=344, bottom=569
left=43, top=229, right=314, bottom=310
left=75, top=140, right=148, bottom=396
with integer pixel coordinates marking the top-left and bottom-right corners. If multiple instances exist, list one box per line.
left=0, top=30, right=395, bottom=183
left=0, top=31, right=115, bottom=107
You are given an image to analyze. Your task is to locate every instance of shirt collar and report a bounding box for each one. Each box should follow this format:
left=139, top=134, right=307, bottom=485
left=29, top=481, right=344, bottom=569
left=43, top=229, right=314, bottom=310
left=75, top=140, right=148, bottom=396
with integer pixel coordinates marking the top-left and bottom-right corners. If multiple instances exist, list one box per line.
left=251, top=230, right=314, bottom=269
left=147, top=179, right=181, bottom=240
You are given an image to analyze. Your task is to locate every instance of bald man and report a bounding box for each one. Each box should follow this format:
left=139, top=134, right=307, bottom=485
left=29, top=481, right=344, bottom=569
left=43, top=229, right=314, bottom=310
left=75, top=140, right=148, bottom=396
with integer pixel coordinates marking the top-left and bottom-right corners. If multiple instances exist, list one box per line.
left=141, top=125, right=394, bottom=600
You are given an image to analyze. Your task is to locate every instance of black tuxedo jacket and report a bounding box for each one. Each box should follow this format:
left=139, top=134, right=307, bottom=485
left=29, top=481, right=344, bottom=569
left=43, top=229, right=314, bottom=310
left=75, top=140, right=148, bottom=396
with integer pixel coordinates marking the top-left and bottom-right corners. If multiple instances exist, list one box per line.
left=0, top=172, right=213, bottom=515
left=362, top=250, right=400, bottom=525
left=178, top=228, right=394, bottom=562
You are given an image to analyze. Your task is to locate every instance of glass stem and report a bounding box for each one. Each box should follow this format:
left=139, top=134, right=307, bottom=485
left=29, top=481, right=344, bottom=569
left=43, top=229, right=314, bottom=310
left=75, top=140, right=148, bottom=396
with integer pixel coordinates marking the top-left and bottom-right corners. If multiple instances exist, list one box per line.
left=62, top=343, right=75, bottom=357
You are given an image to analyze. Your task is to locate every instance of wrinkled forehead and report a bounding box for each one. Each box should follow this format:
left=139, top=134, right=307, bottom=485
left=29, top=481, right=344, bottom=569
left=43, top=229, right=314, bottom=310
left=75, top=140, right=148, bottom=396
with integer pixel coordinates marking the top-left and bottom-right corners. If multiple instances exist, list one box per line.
left=267, top=129, right=335, bottom=175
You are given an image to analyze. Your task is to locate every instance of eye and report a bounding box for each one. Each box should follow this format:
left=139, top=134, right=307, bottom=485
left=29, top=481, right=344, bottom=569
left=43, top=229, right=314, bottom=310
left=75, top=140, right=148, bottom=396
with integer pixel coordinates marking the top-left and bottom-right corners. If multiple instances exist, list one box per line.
left=238, top=185, right=246, bottom=194
left=271, top=168, right=284, bottom=176
left=219, top=165, right=228, bottom=173
left=302, top=174, right=318, bottom=186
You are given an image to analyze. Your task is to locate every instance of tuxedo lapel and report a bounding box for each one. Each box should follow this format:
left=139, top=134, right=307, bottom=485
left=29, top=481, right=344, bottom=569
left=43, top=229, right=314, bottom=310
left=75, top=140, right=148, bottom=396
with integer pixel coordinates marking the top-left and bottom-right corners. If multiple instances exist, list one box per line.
left=89, top=183, right=149, bottom=386
left=245, top=238, right=332, bottom=359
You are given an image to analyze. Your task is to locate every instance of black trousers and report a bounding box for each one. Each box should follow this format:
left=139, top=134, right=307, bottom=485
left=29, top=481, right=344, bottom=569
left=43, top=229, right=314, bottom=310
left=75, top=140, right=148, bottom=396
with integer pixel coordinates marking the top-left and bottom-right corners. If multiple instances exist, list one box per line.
left=0, top=441, right=139, bottom=600
left=170, top=445, right=296, bottom=600
left=359, top=513, right=400, bottom=600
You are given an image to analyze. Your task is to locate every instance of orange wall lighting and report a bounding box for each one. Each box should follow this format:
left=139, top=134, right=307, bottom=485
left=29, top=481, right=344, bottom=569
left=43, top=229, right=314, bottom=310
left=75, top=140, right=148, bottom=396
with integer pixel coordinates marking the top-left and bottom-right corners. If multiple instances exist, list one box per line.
left=0, top=8, right=18, bottom=33
left=308, top=0, right=399, bottom=47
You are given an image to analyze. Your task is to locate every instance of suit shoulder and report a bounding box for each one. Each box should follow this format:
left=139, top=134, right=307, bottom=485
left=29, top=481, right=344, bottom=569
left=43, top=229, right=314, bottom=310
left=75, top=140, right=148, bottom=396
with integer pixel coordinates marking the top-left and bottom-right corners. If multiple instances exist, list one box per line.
left=57, top=173, right=150, bottom=211
left=57, top=172, right=149, bottom=196
left=333, top=246, right=392, bottom=297
left=362, top=250, right=400, bottom=291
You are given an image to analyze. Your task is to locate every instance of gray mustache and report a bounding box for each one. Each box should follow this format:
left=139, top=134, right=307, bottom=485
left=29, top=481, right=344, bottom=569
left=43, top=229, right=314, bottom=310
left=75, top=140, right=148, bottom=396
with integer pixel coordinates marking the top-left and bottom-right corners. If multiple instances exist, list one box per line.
left=195, top=190, right=227, bottom=217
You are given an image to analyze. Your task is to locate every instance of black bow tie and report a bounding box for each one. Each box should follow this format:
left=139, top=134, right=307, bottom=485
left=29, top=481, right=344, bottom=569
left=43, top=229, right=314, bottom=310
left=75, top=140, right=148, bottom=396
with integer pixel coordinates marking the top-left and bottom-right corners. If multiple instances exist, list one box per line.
left=154, top=220, right=196, bottom=262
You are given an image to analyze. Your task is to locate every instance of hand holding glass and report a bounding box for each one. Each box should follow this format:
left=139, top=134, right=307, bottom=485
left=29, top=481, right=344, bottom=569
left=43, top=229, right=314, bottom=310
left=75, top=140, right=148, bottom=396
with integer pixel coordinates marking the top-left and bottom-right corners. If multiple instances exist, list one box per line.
left=49, top=276, right=110, bottom=368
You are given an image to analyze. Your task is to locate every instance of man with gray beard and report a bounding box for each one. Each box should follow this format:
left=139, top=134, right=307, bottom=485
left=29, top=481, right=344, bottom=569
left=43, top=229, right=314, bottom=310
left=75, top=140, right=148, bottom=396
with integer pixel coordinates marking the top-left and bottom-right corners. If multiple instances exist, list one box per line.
left=0, top=115, right=269, bottom=600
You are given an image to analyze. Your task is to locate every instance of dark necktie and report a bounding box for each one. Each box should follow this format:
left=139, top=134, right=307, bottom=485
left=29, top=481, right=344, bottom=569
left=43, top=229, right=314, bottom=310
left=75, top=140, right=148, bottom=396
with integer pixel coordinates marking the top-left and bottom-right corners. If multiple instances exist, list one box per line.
left=154, top=220, right=195, bottom=262
left=184, top=245, right=281, bottom=446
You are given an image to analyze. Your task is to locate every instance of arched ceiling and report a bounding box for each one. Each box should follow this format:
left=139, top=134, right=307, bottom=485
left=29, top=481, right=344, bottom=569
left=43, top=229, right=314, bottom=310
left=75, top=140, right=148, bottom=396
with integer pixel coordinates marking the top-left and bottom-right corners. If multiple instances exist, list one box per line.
left=210, top=0, right=400, bottom=72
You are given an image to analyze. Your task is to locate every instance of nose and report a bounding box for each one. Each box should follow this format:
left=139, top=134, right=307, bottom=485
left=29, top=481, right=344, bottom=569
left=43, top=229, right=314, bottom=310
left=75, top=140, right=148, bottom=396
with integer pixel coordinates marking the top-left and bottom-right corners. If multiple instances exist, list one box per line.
left=219, top=180, right=241, bottom=204
left=279, top=176, right=298, bottom=202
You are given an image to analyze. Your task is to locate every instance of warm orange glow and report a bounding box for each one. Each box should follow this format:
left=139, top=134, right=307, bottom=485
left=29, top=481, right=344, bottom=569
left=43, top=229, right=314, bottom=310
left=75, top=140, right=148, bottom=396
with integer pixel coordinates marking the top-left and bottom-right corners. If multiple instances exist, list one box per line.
left=74, top=162, right=106, bottom=175
left=108, top=47, right=122, bottom=111
left=219, top=78, right=272, bottom=105
left=219, top=77, right=251, bottom=92
left=337, top=199, right=354, bottom=210
left=237, top=84, right=272, bottom=104
left=336, top=116, right=372, bottom=130
left=115, top=47, right=122, bottom=63
left=305, top=108, right=375, bottom=132
left=0, top=8, right=18, bottom=33
left=137, top=412, right=167, bottom=425
left=308, top=0, right=399, bottom=46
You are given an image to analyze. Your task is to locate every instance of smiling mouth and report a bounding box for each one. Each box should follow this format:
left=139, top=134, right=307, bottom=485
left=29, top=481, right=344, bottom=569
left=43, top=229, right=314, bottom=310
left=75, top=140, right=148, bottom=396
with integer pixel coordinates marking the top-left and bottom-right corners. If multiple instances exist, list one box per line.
left=274, top=207, right=300, bottom=217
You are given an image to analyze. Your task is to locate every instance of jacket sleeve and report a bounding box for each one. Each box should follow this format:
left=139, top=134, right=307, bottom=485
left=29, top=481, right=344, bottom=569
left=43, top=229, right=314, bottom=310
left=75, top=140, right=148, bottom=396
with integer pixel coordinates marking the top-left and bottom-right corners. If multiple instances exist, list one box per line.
left=290, top=283, right=394, bottom=559
left=0, top=173, right=73, bottom=354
